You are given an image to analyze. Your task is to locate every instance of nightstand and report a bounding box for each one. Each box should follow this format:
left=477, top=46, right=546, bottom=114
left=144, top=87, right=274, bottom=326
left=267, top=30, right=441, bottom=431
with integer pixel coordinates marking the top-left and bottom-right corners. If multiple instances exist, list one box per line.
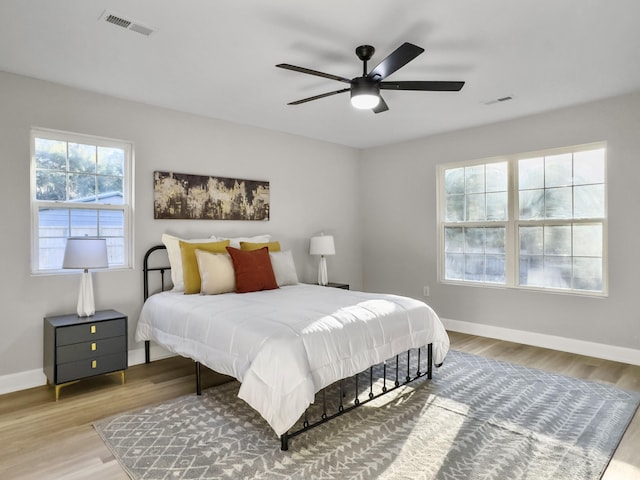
left=43, top=309, right=128, bottom=400
left=325, top=282, right=349, bottom=290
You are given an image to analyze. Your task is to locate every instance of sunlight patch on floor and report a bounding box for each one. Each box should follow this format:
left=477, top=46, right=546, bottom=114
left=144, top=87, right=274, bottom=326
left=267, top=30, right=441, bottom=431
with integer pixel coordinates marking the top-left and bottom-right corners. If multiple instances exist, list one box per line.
left=381, top=398, right=469, bottom=477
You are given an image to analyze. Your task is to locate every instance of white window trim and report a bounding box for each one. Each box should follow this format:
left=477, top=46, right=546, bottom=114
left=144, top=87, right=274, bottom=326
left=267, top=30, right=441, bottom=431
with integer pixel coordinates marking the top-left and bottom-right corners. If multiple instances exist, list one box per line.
left=30, top=127, right=134, bottom=275
left=437, top=141, right=607, bottom=297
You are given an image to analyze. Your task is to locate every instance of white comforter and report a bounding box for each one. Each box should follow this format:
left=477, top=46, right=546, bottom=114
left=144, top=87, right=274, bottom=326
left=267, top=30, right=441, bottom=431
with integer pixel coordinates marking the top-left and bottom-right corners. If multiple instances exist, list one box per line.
left=135, top=284, right=449, bottom=436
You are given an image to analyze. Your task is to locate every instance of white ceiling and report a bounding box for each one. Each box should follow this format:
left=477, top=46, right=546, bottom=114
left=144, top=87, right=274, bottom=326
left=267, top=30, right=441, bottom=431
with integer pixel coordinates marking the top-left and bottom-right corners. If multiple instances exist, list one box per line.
left=1, top=1, right=639, bottom=149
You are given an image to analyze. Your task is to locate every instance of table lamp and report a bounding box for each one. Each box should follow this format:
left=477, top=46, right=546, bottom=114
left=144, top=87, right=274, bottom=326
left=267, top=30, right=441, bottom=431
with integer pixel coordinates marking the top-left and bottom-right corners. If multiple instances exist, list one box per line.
left=310, top=234, right=335, bottom=286
left=63, top=237, right=109, bottom=317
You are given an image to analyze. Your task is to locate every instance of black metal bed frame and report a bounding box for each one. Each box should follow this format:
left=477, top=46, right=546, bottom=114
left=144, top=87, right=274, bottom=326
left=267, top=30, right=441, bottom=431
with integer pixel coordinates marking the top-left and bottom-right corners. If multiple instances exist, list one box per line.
left=142, top=244, right=433, bottom=451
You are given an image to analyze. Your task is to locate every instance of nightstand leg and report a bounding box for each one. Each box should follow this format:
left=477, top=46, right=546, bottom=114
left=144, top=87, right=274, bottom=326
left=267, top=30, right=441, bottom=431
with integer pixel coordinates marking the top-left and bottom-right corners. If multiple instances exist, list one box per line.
left=54, top=380, right=80, bottom=401
left=120, top=370, right=126, bottom=384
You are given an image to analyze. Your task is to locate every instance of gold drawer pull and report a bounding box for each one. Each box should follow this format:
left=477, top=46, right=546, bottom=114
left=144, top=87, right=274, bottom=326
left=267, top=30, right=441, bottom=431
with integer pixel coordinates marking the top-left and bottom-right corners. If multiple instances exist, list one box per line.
left=91, top=342, right=97, bottom=351
left=90, top=325, right=96, bottom=334
left=91, top=360, right=97, bottom=369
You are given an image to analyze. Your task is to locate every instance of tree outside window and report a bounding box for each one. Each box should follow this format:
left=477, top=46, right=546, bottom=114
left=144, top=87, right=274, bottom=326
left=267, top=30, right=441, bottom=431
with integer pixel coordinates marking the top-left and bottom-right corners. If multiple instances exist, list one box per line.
left=31, top=129, right=133, bottom=273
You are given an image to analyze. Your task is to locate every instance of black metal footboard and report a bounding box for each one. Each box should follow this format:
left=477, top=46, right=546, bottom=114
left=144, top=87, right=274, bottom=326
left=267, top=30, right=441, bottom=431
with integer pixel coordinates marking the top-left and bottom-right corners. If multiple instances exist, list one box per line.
left=142, top=244, right=436, bottom=451
left=279, top=343, right=433, bottom=451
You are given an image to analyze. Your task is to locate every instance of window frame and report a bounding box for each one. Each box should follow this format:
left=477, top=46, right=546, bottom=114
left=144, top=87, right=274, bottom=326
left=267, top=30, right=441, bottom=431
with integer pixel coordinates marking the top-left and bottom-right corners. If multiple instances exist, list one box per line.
left=30, top=127, right=134, bottom=275
left=437, top=142, right=607, bottom=297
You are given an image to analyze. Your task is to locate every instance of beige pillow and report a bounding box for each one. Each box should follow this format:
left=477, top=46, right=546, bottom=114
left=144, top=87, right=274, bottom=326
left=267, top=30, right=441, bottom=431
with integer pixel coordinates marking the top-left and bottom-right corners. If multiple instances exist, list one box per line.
left=195, top=250, right=236, bottom=295
left=162, top=233, right=214, bottom=291
left=179, top=240, right=230, bottom=294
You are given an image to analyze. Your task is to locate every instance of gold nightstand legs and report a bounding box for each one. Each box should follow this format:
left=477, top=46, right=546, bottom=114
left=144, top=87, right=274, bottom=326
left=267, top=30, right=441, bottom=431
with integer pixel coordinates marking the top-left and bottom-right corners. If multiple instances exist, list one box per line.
left=54, top=380, right=80, bottom=401
left=53, top=370, right=126, bottom=401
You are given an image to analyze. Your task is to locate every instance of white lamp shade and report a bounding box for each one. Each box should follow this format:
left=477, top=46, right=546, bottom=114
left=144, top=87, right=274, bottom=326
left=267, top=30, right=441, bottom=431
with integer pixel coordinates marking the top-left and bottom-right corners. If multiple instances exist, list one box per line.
left=63, top=238, right=108, bottom=317
left=310, top=235, right=335, bottom=286
left=63, top=238, right=109, bottom=270
left=309, top=235, right=335, bottom=256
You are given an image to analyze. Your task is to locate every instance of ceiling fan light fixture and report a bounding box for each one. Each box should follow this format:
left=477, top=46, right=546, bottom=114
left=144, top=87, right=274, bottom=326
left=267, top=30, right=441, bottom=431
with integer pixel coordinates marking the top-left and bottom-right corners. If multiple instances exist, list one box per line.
left=350, top=78, right=380, bottom=109
left=278, top=42, right=464, bottom=113
left=351, top=93, right=380, bottom=109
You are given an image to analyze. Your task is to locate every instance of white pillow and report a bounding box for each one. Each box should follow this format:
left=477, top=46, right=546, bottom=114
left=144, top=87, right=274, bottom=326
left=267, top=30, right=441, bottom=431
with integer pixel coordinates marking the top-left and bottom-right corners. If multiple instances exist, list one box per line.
left=162, top=233, right=216, bottom=291
left=195, top=250, right=236, bottom=295
left=269, top=250, right=299, bottom=286
left=210, top=234, right=271, bottom=249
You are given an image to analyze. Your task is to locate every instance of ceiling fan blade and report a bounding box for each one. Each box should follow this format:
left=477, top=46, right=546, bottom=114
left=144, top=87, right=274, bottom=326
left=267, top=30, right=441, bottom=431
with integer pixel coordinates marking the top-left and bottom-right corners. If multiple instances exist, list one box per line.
left=367, top=42, right=424, bottom=81
left=380, top=81, right=465, bottom=91
left=372, top=96, right=389, bottom=114
left=287, top=88, right=350, bottom=105
left=276, top=64, right=351, bottom=84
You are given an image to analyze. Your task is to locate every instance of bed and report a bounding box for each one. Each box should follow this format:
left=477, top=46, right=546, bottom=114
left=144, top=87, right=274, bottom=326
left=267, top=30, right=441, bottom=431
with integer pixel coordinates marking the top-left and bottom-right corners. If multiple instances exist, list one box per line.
left=136, top=243, right=449, bottom=450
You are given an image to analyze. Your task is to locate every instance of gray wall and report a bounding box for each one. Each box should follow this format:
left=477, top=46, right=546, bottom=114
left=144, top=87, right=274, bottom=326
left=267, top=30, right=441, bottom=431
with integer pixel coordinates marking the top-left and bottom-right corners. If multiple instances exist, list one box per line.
left=360, top=92, right=640, bottom=353
left=2, top=69, right=638, bottom=391
left=0, top=71, right=362, bottom=382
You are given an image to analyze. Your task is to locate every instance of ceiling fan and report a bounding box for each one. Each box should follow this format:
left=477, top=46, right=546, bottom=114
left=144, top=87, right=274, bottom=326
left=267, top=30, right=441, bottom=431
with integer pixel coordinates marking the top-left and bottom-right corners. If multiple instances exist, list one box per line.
left=276, top=42, right=465, bottom=113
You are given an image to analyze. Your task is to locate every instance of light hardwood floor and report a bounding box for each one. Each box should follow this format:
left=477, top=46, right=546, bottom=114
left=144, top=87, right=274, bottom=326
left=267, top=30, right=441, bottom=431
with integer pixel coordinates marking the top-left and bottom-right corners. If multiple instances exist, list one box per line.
left=1, top=332, right=638, bottom=479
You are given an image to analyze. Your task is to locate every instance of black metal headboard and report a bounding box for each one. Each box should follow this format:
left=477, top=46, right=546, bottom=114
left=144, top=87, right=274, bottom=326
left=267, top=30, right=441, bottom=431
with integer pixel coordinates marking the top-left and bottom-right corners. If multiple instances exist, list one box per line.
left=143, top=244, right=171, bottom=301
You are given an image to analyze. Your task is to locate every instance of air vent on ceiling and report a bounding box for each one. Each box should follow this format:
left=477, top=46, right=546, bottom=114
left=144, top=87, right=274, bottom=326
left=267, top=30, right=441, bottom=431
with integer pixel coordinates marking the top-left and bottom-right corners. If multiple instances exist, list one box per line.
left=483, top=96, right=513, bottom=106
left=100, top=11, right=155, bottom=37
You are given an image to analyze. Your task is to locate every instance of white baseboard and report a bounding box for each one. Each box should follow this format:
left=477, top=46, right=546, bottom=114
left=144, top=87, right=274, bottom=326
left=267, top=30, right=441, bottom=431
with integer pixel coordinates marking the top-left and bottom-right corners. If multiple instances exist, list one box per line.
left=0, top=368, right=48, bottom=395
left=442, top=317, right=640, bottom=366
left=127, top=344, right=176, bottom=365
left=0, top=344, right=176, bottom=396
left=3, top=325, right=638, bottom=396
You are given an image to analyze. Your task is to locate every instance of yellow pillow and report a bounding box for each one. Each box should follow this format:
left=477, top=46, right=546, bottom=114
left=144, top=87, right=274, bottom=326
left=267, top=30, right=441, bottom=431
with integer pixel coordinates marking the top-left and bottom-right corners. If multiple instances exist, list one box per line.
left=179, top=240, right=230, bottom=294
left=239, top=241, right=281, bottom=252
left=162, top=233, right=214, bottom=291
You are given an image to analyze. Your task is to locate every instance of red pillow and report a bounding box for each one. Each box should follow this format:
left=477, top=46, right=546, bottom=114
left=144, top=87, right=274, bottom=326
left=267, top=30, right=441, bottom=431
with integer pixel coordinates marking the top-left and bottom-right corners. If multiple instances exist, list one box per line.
left=226, top=246, right=279, bottom=293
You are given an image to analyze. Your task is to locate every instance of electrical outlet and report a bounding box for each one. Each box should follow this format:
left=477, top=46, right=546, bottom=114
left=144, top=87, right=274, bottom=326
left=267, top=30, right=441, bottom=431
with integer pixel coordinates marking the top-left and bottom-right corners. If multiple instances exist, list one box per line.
left=423, top=286, right=430, bottom=297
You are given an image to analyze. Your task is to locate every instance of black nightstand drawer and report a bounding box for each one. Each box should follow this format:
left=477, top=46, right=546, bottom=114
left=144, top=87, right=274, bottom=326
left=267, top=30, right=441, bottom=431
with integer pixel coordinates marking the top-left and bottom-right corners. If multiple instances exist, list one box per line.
left=57, top=352, right=127, bottom=384
left=56, top=318, right=126, bottom=346
left=44, top=309, right=128, bottom=399
left=57, top=335, right=126, bottom=364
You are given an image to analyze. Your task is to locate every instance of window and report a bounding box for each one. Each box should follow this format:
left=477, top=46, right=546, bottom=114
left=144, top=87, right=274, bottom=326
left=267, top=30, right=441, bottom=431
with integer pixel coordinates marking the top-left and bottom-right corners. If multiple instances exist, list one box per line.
left=30, top=128, right=133, bottom=273
left=438, top=143, right=606, bottom=295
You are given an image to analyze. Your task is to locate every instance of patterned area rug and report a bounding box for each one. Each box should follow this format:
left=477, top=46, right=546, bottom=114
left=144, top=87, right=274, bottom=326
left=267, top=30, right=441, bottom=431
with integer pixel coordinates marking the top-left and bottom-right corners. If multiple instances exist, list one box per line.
left=94, top=350, right=639, bottom=480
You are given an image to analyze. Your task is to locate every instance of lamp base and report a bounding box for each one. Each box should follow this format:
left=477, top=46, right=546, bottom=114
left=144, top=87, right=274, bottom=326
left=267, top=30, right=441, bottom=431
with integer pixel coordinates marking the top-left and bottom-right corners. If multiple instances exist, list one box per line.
left=77, top=270, right=96, bottom=317
left=317, top=256, right=328, bottom=286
